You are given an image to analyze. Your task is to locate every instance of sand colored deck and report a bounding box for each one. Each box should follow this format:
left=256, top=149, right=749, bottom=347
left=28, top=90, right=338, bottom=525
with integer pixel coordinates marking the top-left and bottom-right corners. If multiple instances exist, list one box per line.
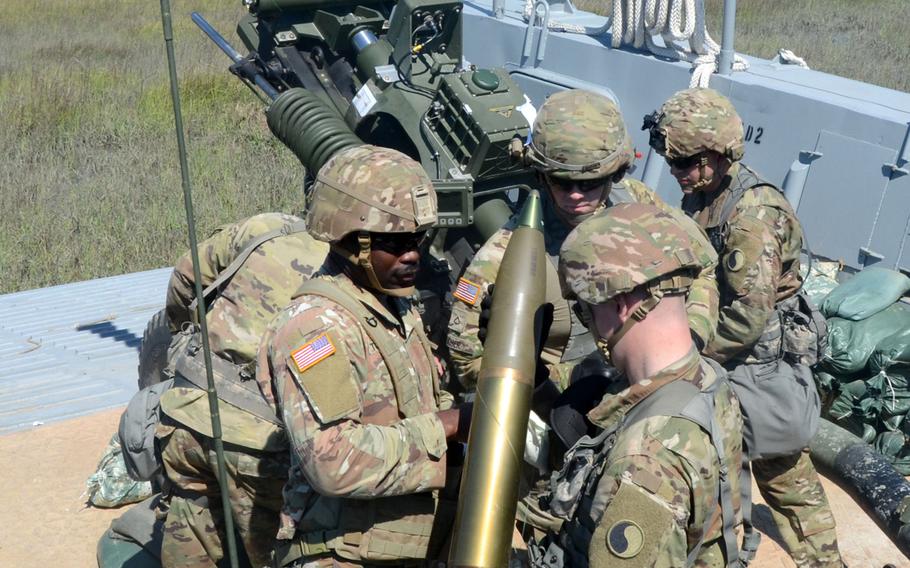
left=0, top=408, right=907, bottom=567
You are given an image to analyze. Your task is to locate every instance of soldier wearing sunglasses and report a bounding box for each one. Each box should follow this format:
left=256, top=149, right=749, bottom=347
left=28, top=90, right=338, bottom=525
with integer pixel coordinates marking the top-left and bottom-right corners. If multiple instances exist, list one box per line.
left=256, top=145, right=471, bottom=567
left=646, top=88, right=843, bottom=568
left=445, top=89, right=720, bottom=537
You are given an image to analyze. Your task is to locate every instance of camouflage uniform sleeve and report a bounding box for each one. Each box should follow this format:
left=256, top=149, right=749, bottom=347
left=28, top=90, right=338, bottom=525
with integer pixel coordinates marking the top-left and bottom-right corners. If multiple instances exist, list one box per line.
left=268, top=303, right=447, bottom=498
left=704, top=210, right=780, bottom=363
left=623, top=178, right=666, bottom=207
left=589, top=418, right=715, bottom=567
left=446, top=229, right=512, bottom=389
left=165, top=223, right=235, bottom=332
left=678, top=215, right=719, bottom=349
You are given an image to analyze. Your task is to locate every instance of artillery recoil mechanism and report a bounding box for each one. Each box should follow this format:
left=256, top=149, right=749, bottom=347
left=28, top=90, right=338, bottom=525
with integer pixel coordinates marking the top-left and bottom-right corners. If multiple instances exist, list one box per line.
left=193, top=0, right=539, bottom=348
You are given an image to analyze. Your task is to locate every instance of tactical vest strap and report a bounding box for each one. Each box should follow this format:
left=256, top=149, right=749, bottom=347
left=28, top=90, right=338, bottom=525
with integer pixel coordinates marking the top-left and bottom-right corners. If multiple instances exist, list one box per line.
left=543, top=251, right=597, bottom=364
left=706, top=165, right=777, bottom=255
left=172, top=331, right=282, bottom=425
left=685, top=358, right=741, bottom=567
left=189, top=220, right=309, bottom=314
left=297, top=279, right=424, bottom=418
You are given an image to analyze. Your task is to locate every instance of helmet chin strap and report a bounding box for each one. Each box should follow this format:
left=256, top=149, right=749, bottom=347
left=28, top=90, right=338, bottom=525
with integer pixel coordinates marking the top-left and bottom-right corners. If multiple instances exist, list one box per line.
left=689, top=154, right=715, bottom=192
left=602, top=286, right=665, bottom=359
left=355, top=233, right=415, bottom=298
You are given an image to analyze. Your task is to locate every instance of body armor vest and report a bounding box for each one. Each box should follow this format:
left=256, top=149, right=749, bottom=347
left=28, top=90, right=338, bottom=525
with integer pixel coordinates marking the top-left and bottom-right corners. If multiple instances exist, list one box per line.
left=276, top=278, right=444, bottom=566
left=543, top=362, right=740, bottom=568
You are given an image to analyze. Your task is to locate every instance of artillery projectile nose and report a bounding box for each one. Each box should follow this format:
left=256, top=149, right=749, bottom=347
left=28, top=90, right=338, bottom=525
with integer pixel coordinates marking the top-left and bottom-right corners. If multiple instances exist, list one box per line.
left=450, top=190, right=546, bottom=568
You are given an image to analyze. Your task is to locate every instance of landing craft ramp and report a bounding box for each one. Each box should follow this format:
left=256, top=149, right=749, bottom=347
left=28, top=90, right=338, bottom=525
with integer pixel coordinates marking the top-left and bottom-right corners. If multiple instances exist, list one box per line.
left=0, top=268, right=170, bottom=433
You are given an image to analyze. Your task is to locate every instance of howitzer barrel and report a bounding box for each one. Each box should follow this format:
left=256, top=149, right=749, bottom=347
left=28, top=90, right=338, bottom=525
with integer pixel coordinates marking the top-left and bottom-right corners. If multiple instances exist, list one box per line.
left=810, top=418, right=910, bottom=556
left=191, top=12, right=278, bottom=99
left=449, top=191, right=546, bottom=567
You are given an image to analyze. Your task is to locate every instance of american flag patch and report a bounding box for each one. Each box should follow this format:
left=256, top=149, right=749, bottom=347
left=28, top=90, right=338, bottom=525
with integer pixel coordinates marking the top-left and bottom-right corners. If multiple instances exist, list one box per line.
left=453, top=277, right=481, bottom=306
left=291, top=333, right=336, bottom=373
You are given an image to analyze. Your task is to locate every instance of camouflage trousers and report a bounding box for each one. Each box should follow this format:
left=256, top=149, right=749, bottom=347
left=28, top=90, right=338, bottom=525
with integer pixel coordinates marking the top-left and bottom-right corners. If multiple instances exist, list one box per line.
left=157, top=418, right=288, bottom=568
left=752, top=448, right=842, bottom=567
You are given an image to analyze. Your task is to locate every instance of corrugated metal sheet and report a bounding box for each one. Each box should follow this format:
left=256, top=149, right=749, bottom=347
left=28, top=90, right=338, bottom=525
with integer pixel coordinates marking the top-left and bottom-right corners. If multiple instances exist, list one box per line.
left=0, top=268, right=171, bottom=433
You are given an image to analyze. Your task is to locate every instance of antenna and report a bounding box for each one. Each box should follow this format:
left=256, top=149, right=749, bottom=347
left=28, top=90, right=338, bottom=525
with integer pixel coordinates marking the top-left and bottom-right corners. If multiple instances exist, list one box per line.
left=157, top=1, right=239, bottom=566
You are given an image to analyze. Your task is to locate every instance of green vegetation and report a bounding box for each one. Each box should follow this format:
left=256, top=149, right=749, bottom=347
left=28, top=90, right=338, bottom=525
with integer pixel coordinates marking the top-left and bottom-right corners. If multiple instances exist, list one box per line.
left=0, top=1, right=302, bottom=293
left=577, top=0, right=910, bottom=93
left=1, top=0, right=908, bottom=293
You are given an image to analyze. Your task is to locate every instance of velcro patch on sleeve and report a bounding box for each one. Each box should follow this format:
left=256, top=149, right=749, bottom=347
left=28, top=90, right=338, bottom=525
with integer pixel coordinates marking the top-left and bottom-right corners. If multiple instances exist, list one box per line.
left=288, top=331, right=359, bottom=424
left=588, top=480, right=674, bottom=567
left=291, top=333, right=336, bottom=372
left=453, top=277, right=481, bottom=306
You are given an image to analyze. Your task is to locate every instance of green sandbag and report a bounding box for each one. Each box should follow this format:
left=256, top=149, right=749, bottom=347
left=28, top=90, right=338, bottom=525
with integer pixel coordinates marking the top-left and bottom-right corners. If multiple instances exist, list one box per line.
left=814, top=371, right=841, bottom=413
left=869, top=329, right=910, bottom=374
left=825, top=379, right=874, bottom=440
left=874, top=431, right=910, bottom=475
left=866, top=371, right=910, bottom=418
left=875, top=431, right=905, bottom=458
left=823, top=302, right=910, bottom=374
left=821, top=267, right=910, bottom=321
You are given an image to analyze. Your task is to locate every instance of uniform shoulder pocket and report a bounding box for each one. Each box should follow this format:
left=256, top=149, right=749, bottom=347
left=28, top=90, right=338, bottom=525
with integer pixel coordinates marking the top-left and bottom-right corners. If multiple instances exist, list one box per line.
left=287, top=330, right=360, bottom=424
left=590, top=480, right=675, bottom=567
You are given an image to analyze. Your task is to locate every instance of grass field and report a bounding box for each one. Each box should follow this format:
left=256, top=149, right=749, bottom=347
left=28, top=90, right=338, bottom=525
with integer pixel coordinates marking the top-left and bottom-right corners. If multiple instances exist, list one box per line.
left=1, top=0, right=908, bottom=293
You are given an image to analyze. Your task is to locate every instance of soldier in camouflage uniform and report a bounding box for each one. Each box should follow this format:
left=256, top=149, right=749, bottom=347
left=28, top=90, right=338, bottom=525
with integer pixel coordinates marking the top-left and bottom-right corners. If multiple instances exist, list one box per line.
left=546, top=202, right=744, bottom=567
left=446, top=89, right=720, bottom=538
left=255, top=145, right=468, bottom=567
left=447, top=89, right=719, bottom=393
left=646, top=87, right=843, bottom=567
left=157, top=212, right=328, bottom=568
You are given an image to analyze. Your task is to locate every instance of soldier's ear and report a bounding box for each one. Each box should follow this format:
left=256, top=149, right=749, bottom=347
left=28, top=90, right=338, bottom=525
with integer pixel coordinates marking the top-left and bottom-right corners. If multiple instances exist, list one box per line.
left=614, top=293, right=635, bottom=323
left=615, top=288, right=648, bottom=323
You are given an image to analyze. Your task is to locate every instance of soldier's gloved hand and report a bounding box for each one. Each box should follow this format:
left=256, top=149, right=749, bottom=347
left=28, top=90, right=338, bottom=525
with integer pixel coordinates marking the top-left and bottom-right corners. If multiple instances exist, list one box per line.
left=532, top=303, right=558, bottom=418
left=477, top=284, right=494, bottom=345
left=691, top=329, right=706, bottom=352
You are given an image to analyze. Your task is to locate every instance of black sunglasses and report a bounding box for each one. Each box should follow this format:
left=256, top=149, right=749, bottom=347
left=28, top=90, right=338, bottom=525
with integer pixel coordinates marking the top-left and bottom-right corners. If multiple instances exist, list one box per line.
left=666, top=153, right=704, bottom=170
left=370, top=231, right=429, bottom=255
left=545, top=175, right=608, bottom=194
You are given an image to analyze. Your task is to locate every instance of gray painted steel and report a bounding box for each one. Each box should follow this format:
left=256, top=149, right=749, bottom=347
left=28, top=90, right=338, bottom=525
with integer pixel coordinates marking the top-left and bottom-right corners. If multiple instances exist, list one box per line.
left=0, top=268, right=170, bottom=433
left=461, top=0, right=910, bottom=271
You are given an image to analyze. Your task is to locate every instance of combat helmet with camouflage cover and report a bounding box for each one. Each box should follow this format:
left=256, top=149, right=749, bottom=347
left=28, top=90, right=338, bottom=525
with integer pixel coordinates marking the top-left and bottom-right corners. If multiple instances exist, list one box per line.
left=559, top=202, right=703, bottom=351
left=527, top=89, right=634, bottom=181
left=643, top=87, right=745, bottom=162
left=307, top=144, right=437, bottom=296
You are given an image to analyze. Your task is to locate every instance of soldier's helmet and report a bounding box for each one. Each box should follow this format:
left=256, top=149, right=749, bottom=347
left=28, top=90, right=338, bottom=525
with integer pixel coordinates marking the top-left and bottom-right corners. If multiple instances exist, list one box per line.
left=306, top=144, right=437, bottom=243
left=644, top=87, right=744, bottom=162
left=527, top=89, right=635, bottom=181
left=559, top=202, right=702, bottom=305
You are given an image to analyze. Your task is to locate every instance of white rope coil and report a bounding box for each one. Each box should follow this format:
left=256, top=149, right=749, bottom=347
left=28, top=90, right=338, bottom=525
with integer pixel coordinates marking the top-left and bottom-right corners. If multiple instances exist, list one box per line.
left=522, top=0, right=750, bottom=87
